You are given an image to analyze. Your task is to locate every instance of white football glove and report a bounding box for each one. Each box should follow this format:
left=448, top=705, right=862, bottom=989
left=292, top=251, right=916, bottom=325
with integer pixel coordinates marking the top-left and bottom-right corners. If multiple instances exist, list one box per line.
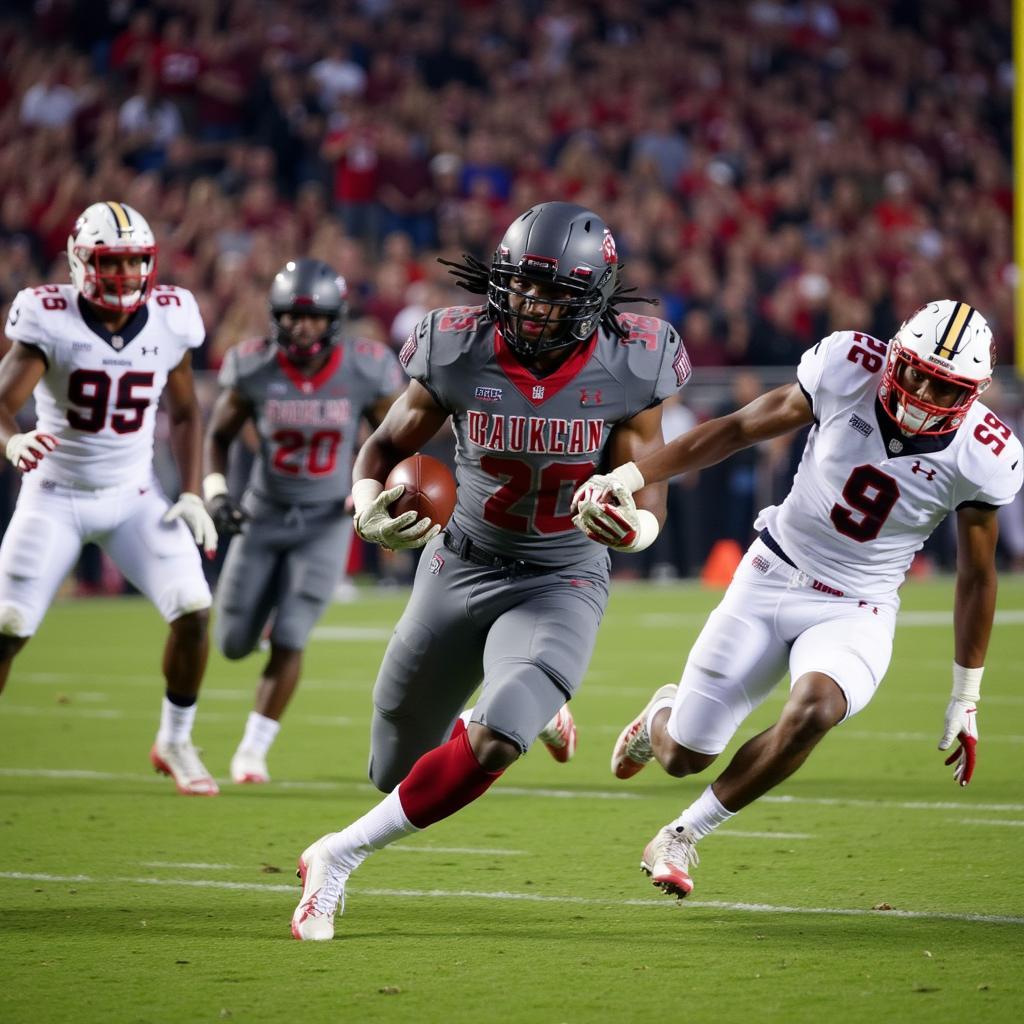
left=354, top=483, right=441, bottom=550
left=938, top=698, right=978, bottom=787
left=5, top=430, right=58, bottom=472
left=572, top=496, right=641, bottom=550
left=571, top=462, right=644, bottom=512
left=163, top=492, right=219, bottom=560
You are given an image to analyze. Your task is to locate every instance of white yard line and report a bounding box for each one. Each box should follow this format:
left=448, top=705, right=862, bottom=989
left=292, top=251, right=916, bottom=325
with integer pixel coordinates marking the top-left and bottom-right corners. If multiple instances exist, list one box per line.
left=2, top=766, right=1023, bottom=814
left=959, top=818, right=1024, bottom=827
left=0, top=870, right=1020, bottom=926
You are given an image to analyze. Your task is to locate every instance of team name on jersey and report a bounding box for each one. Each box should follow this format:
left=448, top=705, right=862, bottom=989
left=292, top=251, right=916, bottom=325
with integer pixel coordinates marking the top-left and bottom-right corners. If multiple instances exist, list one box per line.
left=265, top=398, right=351, bottom=426
left=467, top=411, right=604, bottom=454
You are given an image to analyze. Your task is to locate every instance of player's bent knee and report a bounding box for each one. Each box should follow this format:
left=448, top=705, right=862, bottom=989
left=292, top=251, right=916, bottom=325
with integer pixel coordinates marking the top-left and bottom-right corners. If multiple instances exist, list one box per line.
left=781, top=676, right=847, bottom=744
left=467, top=723, right=520, bottom=772
left=660, top=745, right=716, bottom=778
left=170, top=607, right=210, bottom=645
left=216, top=626, right=256, bottom=661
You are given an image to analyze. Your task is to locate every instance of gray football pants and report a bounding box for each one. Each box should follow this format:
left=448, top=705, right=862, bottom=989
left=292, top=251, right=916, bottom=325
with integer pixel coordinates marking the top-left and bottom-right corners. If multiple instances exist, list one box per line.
left=214, top=499, right=352, bottom=658
left=369, top=532, right=610, bottom=792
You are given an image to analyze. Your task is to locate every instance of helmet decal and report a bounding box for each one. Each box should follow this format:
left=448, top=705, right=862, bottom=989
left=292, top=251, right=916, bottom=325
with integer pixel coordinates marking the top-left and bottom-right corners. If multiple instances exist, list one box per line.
left=933, top=301, right=975, bottom=361
left=601, top=228, right=617, bottom=265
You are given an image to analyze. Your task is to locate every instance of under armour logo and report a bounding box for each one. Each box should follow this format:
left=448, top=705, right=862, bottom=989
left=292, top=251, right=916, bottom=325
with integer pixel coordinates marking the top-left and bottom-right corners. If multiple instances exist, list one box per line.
left=532, top=385, right=545, bottom=401
left=142, top=346, right=158, bottom=356
left=580, top=388, right=602, bottom=406
left=911, top=460, right=937, bottom=481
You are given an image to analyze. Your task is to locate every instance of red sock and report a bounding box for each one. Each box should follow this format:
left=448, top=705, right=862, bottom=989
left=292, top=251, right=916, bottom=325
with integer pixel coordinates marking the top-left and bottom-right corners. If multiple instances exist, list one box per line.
left=398, top=730, right=503, bottom=829
left=448, top=716, right=467, bottom=741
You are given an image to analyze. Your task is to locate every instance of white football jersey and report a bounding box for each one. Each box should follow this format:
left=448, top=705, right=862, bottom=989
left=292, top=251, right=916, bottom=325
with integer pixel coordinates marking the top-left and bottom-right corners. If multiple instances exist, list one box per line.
left=4, top=283, right=205, bottom=487
left=756, top=330, right=1023, bottom=599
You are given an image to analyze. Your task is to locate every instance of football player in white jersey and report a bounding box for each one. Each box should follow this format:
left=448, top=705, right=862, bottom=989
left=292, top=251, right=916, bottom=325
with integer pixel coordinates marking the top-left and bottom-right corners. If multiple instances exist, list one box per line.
left=573, top=301, right=1023, bottom=898
left=0, top=201, right=220, bottom=795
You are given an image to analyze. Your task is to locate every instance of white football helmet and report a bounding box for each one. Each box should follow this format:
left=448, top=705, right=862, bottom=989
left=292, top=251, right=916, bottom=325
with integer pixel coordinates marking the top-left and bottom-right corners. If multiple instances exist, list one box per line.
left=879, top=300, right=993, bottom=436
left=67, top=201, right=157, bottom=312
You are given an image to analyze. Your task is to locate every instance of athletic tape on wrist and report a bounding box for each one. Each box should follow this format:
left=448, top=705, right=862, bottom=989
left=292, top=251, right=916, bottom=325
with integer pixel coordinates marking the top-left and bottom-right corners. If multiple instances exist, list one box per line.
left=951, top=662, right=983, bottom=703
left=202, top=473, right=228, bottom=503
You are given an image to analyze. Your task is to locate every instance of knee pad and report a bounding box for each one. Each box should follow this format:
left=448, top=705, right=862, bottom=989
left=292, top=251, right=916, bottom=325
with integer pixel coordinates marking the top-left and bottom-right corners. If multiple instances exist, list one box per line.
left=474, top=664, right=568, bottom=754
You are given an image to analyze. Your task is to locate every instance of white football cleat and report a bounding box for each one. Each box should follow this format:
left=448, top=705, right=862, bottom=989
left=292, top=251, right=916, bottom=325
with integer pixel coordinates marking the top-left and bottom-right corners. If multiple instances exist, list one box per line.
left=291, top=835, right=349, bottom=941
left=538, top=705, right=577, bottom=763
left=230, top=747, right=270, bottom=785
left=150, top=740, right=219, bottom=796
left=641, top=824, right=700, bottom=899
left=610, top=683, right=677, bottom=779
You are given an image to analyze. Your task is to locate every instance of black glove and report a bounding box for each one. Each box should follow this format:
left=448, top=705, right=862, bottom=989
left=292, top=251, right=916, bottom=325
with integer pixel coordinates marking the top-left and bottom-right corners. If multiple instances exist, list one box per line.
left=207, top=493, right=247, bottom=537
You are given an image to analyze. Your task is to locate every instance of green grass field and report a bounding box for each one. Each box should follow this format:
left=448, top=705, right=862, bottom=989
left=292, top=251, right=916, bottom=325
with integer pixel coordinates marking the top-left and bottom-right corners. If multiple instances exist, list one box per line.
left=2, top=577, right=1023, bottom=1024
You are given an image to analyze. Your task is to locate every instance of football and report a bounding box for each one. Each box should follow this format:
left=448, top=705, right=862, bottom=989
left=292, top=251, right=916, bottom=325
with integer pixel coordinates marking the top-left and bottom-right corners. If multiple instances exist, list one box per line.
left=385, top=453, right=457, bottom=527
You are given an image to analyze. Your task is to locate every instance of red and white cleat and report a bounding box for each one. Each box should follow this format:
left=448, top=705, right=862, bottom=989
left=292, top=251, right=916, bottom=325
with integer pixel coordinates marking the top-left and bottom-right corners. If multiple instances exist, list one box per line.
left=610, top=683, right=677, bottom=779
left=641, top=824, right=700, bottom=899
left=150, top=740, right=219, bottom=796
left=291, top=835, right=348, bottom=941
left=538, top=705, right=577, bottom=763
left=230, top=748, right=270, bottom=785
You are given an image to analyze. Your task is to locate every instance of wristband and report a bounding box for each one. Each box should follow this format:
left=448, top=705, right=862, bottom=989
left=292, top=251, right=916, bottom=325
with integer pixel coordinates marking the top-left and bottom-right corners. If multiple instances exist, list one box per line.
left=202, top=472, right=228, bottom=503
left=611, top=461, right=646, bottom=494
left=351, top=477, right=384, bottom=517
left=951, top=662, right=982, bottom=703
left=622, top=508, right=660, bottom=553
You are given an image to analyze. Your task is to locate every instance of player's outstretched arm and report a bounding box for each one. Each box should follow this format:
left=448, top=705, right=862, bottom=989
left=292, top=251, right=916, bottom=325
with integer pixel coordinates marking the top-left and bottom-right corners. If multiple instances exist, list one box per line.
left=0, top=341, right=54, bottom=472
left=577, top=382, right=815, bottom=511
left=163, top=352, right=218, bottom=558
left=202, top=387, right=253, bottom=538
left=351, top=380, right=450, bottom=550
left=939, top=506, right=1000, bottom=786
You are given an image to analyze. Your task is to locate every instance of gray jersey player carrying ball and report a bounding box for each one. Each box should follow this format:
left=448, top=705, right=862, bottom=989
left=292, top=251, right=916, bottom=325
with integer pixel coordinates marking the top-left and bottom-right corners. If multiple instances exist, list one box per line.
left=291, top=201, right=692, bottom=940
left=203, top=259, right=404, bottom=784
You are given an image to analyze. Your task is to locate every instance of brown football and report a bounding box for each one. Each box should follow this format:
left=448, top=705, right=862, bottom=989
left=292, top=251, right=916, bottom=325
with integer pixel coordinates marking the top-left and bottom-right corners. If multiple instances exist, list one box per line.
left=385, top=454, right=457, bottom=527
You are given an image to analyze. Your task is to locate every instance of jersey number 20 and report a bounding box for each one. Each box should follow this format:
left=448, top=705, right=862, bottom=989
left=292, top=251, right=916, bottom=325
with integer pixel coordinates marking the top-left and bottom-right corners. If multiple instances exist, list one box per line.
left=830, top=464, right=901, bottom=542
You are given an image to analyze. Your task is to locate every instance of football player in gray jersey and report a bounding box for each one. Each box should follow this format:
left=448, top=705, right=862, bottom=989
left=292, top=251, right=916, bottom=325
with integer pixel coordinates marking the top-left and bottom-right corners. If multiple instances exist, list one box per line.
left=291, top=202, right=692, bottom=940
left=203, top=259, right=405, bottom=784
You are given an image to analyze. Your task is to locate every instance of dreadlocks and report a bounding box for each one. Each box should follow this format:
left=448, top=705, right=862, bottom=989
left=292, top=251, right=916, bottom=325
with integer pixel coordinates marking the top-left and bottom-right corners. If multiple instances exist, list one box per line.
left=437, top=254, right=658, bottom=338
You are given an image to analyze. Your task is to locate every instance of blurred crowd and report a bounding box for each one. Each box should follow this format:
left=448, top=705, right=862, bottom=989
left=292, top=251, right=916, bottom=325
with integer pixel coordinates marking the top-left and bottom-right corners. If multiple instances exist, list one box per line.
left=1, top=0, right=1021, bottom=580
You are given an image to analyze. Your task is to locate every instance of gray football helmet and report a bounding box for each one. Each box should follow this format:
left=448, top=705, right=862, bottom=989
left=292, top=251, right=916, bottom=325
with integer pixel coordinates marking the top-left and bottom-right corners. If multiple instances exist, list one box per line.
left=488, top=202, right=619, bottom=356
left=269, top=259, right=348, bottom=364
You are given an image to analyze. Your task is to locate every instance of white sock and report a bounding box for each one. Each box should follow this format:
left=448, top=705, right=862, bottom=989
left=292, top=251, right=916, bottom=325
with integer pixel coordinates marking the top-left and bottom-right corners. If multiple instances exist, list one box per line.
left=157, top=697, right=197, bottom=746
left=673, top=784, right=735, bottom=840
left=645, top=695, right=676, bottom=742
left=322, top=788, right=420, bottom=874
left=238, top=711, right=281, bottom=756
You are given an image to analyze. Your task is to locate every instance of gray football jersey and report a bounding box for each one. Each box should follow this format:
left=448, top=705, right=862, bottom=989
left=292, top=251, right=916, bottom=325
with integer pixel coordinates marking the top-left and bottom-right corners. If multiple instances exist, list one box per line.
left=219, top=336, right=404, bottom=504
left=399, top=305, right=690, bottom=564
